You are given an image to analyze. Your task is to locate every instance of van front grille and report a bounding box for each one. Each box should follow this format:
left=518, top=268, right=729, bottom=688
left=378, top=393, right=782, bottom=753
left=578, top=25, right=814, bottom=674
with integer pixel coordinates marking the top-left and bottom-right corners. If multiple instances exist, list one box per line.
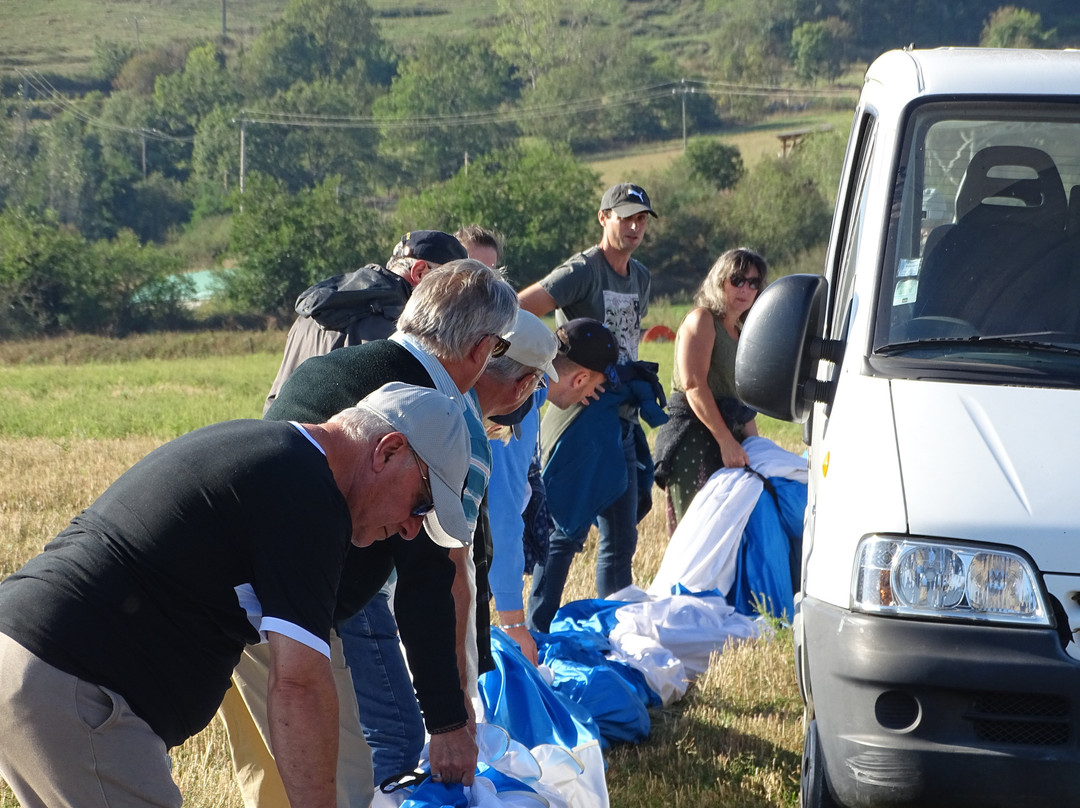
left=966, top=692, right=1070, bottom=746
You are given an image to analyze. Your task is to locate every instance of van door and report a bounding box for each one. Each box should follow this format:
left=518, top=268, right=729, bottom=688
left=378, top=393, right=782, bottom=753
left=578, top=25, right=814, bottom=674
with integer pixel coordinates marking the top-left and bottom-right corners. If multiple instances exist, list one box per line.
left=803, top=109, right=908, bottom=608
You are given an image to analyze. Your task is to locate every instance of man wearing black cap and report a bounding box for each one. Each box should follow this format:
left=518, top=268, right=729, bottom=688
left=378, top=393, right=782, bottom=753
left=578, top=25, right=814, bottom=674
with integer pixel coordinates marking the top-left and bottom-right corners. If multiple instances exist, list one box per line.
left=264, top=230, right=468, bottom=413
left=518, top=184, right=661, bottom=630
left=545, top=318, right=620, bottom=411
left=519, top=184, right=655, bottom=361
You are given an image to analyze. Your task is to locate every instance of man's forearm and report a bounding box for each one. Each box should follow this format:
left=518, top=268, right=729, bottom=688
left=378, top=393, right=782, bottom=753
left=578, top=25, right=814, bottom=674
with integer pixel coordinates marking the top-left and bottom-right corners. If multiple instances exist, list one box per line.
left=449, top=546, right=475, bottom=699
left=267, top=635, right=339, bottom=808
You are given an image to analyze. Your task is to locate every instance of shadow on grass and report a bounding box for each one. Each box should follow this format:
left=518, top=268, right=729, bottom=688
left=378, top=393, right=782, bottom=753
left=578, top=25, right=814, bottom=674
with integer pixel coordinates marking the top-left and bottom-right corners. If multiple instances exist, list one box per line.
left=605, top=702, right=802, bottom=808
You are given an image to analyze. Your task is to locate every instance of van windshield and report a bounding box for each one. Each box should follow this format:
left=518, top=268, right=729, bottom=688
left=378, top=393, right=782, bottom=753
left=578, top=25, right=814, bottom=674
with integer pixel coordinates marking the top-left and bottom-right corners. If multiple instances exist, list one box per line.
left=873, top=101, right=1080, bottom=385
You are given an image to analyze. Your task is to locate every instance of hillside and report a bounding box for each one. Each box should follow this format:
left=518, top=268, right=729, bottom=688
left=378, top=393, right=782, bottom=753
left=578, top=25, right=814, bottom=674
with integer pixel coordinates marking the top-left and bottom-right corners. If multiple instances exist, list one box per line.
left=0, top=0, right=717, bottom=81
left=5, top=0, right=1079, bottom=83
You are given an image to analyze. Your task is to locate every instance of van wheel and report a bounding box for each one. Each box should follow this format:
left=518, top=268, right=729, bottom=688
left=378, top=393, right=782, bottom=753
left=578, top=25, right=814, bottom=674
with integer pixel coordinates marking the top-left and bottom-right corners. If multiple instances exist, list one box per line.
left=802, top=718, right=842, bottom=808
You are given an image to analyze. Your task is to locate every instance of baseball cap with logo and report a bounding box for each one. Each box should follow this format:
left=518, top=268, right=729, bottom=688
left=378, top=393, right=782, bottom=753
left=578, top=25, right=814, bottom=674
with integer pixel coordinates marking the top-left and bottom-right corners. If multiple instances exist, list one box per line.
left=502, top=310, right=560, bottom=382
left=392, top=230, right=468, bottom=266
left=356, top=382, right=471, bottom=548
left=557, top=318, right=620, bottom=389
left=599, top=183, right=658, bottom=219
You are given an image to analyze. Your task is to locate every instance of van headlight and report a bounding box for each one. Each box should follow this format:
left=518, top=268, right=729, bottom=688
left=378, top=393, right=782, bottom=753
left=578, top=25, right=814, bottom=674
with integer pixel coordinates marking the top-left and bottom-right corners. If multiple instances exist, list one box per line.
left=852, top=535, right=1050, bottom=626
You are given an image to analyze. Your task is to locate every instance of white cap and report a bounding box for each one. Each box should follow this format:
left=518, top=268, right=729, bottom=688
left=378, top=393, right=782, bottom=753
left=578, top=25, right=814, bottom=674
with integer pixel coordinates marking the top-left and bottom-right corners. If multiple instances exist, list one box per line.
left=502, top=310, right=559, bottom=382
left=356, top=382, right=471, bottom=548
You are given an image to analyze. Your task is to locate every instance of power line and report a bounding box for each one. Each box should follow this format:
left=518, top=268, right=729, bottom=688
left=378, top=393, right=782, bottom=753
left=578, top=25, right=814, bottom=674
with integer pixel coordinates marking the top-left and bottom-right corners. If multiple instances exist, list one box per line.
left=18, top=70, right=195, bottom=145
left=236, top=79, right=854, bottom=131
left=18, top=66, right=851, bottom=139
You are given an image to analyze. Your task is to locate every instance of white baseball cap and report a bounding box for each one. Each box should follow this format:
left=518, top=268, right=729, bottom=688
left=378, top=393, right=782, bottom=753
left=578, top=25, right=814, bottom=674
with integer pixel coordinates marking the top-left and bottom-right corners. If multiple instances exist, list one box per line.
left=357, top=382, right=471, bottom=548
left=502, top=310, right=559, bottom=382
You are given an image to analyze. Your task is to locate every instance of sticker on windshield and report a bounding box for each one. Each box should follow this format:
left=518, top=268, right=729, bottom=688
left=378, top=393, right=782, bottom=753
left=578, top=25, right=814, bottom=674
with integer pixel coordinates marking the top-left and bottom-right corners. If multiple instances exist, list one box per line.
left=898, top=258, right=920, bottom=277
left=893, top=278, right=919, bottom=306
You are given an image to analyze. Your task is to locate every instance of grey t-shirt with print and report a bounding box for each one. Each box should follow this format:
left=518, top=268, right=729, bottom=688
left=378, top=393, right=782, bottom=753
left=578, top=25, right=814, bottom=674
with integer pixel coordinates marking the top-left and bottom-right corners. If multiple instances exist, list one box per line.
left=538, top=245, right=652, bottom=451
left=538, top=246, right=650, bottom=363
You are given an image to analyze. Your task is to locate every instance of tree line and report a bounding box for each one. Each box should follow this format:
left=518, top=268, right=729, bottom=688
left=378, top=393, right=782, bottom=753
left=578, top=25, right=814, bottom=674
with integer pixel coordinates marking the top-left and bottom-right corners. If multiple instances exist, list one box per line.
left=0, top=0, right=1067, bottom=337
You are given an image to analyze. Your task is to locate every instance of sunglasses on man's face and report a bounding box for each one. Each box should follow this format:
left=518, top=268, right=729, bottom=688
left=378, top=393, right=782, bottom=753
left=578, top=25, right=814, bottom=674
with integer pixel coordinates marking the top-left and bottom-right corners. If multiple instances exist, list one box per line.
left=730, top=273, right=762, bottom=291
left=489, top=334, right=511, bottom=358
left=521, top=370, right=547, bottom=390
left=408, top=447, right=434, bottom=518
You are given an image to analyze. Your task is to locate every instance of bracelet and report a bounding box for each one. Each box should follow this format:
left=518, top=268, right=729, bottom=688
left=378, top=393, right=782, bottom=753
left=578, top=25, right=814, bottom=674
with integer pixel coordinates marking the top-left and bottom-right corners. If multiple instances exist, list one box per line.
left=429, top=720, right=468, bottom=735
left=501, top=622, right=527, bottom=630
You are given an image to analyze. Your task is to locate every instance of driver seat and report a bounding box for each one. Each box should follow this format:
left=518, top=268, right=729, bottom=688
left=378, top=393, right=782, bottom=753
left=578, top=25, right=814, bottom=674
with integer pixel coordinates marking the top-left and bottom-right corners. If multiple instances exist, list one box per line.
left=915, top=145, right=1069, bottom=334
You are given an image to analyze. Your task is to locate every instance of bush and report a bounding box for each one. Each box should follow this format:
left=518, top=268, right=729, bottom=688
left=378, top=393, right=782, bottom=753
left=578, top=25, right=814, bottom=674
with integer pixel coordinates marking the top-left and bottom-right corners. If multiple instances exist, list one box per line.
left=632, top=166, right=737, bottom=298
left=724, top=155, right=832, bottom=264
left=684, top=139, right=744, bottom=191
left=0, top=208, right=191, bottom=337
left=223, top=173, right=384, bottom=316
left=393, top=141, right=600, bottom=289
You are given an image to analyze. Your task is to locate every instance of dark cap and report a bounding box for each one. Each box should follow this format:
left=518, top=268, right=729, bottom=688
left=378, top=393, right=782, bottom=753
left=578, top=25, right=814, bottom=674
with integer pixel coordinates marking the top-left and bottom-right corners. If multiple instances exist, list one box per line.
left=599, top=183, right=657, bottom=218
left=392, top=230, right=468, bottom=265
left=557, top=318, right=620, bottom=389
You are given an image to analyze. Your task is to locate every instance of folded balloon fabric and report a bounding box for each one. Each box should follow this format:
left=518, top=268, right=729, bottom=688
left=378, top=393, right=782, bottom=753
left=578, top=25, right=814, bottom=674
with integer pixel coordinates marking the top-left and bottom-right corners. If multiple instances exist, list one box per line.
left=375, top=473, right=799, bottom=808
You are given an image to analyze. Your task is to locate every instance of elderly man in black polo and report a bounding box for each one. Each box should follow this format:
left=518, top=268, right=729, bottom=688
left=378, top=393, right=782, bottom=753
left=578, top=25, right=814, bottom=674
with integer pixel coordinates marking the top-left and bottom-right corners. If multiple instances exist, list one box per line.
left=0, top=383, right=471, bottom=808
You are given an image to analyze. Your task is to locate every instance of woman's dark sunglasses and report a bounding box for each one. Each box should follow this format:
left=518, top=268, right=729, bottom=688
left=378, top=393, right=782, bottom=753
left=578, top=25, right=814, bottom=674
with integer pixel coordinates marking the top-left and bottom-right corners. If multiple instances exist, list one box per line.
left=730, top=274, right=762, bottom=291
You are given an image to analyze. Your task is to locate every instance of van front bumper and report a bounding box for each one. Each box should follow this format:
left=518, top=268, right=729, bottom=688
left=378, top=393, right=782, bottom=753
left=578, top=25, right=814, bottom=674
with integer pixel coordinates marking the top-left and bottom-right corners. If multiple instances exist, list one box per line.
left=802, top=595, right=1080, bottom=807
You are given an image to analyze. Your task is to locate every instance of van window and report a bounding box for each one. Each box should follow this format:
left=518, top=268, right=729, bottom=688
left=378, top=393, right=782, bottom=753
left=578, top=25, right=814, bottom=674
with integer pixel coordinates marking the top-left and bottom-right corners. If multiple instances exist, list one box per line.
left=872, top=101, right=1080, bottom=387
left=831, top=113, right=877, bottom=344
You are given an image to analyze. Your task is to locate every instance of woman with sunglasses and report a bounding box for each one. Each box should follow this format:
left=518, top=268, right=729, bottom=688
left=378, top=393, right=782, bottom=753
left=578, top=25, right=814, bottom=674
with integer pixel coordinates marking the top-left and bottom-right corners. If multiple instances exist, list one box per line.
left=653, top=247, right=769, bottom=534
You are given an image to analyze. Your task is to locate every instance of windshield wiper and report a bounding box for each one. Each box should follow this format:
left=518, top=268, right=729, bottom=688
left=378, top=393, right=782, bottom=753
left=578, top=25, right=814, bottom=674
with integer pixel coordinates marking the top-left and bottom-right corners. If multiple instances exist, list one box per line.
left=879, top=336, right=1080, bottom=357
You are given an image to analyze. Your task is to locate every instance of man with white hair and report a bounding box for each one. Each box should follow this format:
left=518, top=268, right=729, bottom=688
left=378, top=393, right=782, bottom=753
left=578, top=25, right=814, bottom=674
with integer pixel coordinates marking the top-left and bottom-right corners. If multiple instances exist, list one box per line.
left=222, top=259, right=519, bottom=804
left=0, top=383, right=471, bottom=808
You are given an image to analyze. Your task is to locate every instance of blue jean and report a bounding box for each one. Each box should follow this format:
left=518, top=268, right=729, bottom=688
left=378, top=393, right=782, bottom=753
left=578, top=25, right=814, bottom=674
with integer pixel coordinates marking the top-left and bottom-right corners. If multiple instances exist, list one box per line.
left=528, top=420, right=639, bottom=632
left=335, top=587, right=424, bottom=786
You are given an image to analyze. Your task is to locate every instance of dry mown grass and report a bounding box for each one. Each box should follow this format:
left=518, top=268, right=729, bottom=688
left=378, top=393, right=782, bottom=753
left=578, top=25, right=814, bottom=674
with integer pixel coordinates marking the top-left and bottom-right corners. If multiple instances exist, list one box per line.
left=0, top=331, right=286, bottom=366
left=0, top=442, right=802, bottom=808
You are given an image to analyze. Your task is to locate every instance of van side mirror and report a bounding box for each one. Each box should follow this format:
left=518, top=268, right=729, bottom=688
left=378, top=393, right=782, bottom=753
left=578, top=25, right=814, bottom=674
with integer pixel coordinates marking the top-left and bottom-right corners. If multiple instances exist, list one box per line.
left=735, top=274, right=840, bottom=423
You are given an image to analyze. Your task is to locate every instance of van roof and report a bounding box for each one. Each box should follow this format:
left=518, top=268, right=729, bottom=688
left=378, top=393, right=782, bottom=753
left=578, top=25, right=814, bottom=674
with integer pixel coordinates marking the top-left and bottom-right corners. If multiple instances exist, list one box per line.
left=865, top=48, right=1080, bottom=102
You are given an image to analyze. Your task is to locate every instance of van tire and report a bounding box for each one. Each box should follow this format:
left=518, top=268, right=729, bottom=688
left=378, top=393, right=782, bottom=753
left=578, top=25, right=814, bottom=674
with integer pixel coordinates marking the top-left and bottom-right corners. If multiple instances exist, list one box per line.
left=802, top=718, right=842, bottom=808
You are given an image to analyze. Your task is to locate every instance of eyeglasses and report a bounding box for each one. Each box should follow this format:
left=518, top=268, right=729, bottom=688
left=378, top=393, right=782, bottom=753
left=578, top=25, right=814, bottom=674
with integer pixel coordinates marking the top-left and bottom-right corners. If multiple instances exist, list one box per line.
left=489, top=334, right=512, bottom=358
left=521, top=370, right=547, bottom=390
left=408, top=447, right=434, bottom=518
left=730, top=274, right=762, bottom=291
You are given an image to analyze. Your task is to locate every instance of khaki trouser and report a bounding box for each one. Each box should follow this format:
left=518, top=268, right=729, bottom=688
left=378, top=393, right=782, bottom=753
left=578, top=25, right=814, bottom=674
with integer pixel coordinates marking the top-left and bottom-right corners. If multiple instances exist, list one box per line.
left=218, top=632, right=375, bottom=808
left=0, top=631, right=183, bottom=808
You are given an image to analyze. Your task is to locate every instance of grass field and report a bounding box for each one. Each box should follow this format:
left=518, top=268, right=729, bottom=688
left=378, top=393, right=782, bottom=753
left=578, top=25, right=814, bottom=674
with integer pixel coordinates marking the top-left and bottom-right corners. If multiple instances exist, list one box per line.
left=0, top=0, right=508, bottom=78
left=0, top=329, right=805, bottom=807
left=590, top=109, right=855, bottom=186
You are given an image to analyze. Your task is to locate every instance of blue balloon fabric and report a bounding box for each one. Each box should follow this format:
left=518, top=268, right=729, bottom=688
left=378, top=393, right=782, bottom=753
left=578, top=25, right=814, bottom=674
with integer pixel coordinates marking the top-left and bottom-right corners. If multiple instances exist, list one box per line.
left=727, top=477, right=805, bottom=619
left=479, top=627, right=602, bottom=751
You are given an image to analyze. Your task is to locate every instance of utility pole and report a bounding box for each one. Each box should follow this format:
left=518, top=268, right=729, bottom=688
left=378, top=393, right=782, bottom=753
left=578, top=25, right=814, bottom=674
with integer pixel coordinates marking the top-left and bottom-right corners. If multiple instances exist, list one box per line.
left=673, top=79, right=695, bottom=153
left=20, top=74, right=29, bottom=139
left=238, top=116, right=247, bottom=198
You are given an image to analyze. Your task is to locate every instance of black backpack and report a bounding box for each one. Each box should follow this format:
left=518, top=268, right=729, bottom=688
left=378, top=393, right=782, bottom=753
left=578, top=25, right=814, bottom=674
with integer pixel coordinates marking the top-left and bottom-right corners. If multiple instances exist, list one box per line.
left=294, top=264, right=411, bottom=339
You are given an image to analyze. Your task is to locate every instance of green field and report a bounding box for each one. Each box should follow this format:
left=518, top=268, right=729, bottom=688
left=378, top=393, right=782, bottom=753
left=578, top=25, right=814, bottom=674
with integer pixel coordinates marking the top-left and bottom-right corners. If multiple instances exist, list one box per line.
left=0, top=0, right=730, bottom=80
left=0, top=0, right=515, bottom=78
left=0, top=325, right=806, bottom=449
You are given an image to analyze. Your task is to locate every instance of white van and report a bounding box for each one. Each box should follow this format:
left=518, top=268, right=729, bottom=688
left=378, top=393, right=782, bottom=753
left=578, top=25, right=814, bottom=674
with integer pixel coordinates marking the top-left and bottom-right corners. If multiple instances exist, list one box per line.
left=735, top=48, right=1080, bottom=807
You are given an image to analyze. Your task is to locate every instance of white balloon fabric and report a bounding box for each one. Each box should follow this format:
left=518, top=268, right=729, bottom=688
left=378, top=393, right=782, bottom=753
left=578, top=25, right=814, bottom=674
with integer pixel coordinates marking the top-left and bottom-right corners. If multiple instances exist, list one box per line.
left=647, top=437, right=808, bottom=599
